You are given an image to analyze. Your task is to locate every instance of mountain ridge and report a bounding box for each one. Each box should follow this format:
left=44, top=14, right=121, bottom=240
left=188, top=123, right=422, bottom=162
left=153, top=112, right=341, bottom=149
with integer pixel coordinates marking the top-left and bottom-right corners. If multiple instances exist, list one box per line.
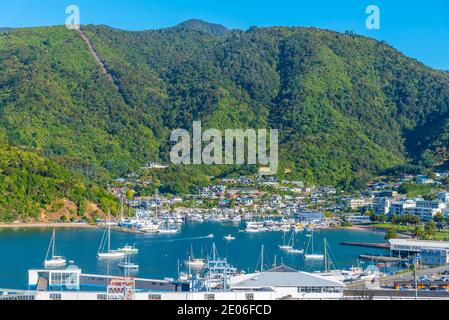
left=174, top=19, right=230, bottom=36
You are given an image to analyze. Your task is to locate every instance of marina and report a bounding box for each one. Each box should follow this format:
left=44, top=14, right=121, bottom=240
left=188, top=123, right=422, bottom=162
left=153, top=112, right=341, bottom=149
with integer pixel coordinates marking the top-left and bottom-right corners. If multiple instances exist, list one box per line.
left=0, top=222, right=396, bottom=291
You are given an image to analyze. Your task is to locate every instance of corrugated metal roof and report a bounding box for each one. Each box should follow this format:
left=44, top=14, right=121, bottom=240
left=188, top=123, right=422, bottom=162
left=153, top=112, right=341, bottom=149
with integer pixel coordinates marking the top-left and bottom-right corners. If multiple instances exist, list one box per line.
left=231, top=271, right=344, bottom=288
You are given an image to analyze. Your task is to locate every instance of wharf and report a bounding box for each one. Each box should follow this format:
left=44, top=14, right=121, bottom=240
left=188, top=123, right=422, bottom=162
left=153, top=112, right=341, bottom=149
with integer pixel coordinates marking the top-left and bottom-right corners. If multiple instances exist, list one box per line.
left=340, top=242, right=390, bottom=249
left=358, top=254, right=406, bottom=262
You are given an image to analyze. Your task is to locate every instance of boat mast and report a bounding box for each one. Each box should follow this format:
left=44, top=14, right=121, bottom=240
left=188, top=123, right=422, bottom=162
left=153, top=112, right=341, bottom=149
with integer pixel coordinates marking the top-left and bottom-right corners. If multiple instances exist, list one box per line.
left=51, top=229, right=55, bottom=258
left=107, top=212, right=111, bottom=252
left=120, top=196, right=124, bottom=221
left=261, top=245, right=264, bottom=272
left=155, top=189, right=159, bottom=219
left=324, top=238, right=328, bottom=272
left=45, top=229, right=56, bottom=261
left=311, top=229, right=314, bottom=253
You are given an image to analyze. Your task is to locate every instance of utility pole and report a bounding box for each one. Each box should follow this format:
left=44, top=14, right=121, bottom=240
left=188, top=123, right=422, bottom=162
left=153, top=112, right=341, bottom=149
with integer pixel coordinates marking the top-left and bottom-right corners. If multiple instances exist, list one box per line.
left=414, top=254, right=419, bottom=300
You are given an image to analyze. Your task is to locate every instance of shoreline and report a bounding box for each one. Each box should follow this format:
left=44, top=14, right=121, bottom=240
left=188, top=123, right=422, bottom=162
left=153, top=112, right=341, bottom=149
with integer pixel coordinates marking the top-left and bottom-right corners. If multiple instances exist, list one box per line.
left=0, top=222, right=99, bottom=229
left=344, top=225, right=415, bottom=238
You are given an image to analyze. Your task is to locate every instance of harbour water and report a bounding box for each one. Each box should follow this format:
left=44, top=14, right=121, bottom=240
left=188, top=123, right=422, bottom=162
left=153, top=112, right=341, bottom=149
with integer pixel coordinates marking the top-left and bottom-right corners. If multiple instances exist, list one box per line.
left=0, top=222, right=390, bottom=289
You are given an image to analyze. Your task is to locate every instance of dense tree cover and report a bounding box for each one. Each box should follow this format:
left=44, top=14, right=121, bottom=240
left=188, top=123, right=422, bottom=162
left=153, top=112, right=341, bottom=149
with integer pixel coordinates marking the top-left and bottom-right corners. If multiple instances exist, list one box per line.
left=1, top=23, right=449, bottom=191
left=0, top=145, right=117, bottom=221
left=0, top=27, right=160, bottom=180
left=175, top=19, right=230, bottom=36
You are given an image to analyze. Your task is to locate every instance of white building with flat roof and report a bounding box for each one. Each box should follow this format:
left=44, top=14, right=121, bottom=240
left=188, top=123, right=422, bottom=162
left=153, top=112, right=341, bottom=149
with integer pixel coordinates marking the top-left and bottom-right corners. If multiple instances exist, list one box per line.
left=7, top=265, right=346, bottom=301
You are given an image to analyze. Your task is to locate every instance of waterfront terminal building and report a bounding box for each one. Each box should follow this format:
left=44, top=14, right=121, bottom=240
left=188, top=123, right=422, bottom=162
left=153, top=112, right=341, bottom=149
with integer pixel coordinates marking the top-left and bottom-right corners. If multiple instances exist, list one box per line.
left=389, top=239, right=449, bottom=265
left=1, top=266, right=345, bottom=301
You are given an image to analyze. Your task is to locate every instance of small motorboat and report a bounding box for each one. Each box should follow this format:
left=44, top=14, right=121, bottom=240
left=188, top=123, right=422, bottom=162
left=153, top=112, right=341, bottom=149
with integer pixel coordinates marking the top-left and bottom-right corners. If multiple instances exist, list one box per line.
left=287, top=248, right=304, bottom=254
left=118, top=244, right=139, bottom=254
left=224, top=234, right=235, bottom=241
left=304, top=253, right=325, bottom=260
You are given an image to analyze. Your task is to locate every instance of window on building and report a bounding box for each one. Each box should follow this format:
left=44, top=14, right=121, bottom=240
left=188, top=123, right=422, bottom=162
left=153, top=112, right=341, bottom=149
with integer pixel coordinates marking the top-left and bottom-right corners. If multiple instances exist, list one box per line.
left=50, top=293, right=62, bottom=300
left=205, top=294, right=215, bottom=301
left=245, top=293, right=254, bottom=300
left=298, top=287, right=323, bottom=293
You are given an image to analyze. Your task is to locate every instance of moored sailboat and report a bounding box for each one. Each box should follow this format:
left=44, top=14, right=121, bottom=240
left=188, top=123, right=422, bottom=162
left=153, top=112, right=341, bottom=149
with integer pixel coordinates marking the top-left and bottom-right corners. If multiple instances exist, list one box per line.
left=44, top=229, right=67, bottom=268
left=118, top=254, right=139, bottom=273
left=285, top=232, right=304, bottom=254
left=97, top=222, right=126, bottom=259
left=278, top=232, right=293, bottom=251
left=186, top=244, right=206, bottom=269
left=304, top=229, right=324, bottom=260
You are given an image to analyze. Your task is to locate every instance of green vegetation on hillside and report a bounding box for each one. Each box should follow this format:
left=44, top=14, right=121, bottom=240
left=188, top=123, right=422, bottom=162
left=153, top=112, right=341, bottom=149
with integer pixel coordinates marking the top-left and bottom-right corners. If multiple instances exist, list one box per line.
left=0, top=145, right=117, bottom=222
left=1, top=24, right=449, bottom=191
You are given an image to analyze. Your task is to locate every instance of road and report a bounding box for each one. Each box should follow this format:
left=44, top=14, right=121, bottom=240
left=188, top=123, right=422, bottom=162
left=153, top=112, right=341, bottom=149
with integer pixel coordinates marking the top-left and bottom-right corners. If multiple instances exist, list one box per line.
left=346, top=264, right=449, bottom=289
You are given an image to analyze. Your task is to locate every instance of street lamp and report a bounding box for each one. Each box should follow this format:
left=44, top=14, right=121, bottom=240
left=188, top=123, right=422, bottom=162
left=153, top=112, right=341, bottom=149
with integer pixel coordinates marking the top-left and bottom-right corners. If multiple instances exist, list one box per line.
left=414, top=253, right=421, bottom=300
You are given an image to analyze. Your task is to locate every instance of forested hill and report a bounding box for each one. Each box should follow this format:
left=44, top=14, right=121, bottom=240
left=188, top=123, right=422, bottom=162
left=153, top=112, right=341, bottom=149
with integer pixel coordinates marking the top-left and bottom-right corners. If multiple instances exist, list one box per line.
left=0, top=145, right=117, bottom=222
left=1, top=23, right=449, bottom=190
left=174, top=19, right=230, bottom=36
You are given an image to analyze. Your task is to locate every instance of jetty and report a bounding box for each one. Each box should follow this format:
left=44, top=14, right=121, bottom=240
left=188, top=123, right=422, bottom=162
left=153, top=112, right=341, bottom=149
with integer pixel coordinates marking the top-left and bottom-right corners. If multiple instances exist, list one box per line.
left=340, top=242, right=390, bottom=249
left=358, top=254, right=406, bottom=263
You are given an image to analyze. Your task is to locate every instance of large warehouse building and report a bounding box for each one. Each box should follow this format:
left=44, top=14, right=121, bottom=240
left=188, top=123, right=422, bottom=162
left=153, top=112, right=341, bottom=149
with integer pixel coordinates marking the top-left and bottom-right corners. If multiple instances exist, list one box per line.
left=389, top=239, right=449, bottom=265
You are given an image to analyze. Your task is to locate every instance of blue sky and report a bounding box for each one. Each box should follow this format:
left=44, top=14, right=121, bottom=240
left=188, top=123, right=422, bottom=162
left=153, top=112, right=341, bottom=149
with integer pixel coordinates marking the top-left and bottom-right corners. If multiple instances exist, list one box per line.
left=1, top=0, right=448, bottom=70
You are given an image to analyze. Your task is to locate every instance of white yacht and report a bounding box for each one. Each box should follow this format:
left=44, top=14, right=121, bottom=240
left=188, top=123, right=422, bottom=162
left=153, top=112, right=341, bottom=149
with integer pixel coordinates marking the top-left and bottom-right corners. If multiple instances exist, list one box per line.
left=286, top=233, right=304, bottom=254
left=44, top=229, right=67, bottom=268
left=97, top=223, right=126, bottom=259
left=186, top=245, right=206, bottom=269
left=278, top=232, right=293, bottom=251
left=304, top=229, right=324, bottom=260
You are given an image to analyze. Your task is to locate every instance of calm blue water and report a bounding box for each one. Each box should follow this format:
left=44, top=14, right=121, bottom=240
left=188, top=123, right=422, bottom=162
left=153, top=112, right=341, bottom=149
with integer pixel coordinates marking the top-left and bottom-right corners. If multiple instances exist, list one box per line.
left=0, top=222, right=390, bottom=289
